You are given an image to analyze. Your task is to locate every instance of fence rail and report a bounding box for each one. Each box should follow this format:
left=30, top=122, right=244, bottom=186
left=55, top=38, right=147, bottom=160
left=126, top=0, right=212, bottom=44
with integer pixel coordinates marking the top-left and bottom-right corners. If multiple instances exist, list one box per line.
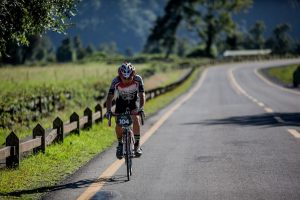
left=0, top=65, right=196, bottom=169
left=144, top=67, right=195, bottom=101
left=0, top=105, right=103, bottom=168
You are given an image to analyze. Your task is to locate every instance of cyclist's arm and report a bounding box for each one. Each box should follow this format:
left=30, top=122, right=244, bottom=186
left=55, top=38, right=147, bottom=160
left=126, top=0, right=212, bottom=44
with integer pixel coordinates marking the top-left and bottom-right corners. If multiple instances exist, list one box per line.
left=135, top=74, right=145, bottom=109
left=106, top=94, right=114, bottom=112
left=138, top=92, right=145, bottom=109
left=106, top=77, right=118, bottom=112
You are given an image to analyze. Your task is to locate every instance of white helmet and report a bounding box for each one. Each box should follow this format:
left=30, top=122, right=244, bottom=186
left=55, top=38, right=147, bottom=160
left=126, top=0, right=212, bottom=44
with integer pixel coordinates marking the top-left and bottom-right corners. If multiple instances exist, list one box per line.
left=118, top=62, right=135, bottom=79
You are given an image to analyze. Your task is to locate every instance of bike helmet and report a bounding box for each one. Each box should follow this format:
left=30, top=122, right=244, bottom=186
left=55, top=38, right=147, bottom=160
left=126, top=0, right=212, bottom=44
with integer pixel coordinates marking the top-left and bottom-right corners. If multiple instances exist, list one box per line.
left=118, top=62, right=135, bottom=79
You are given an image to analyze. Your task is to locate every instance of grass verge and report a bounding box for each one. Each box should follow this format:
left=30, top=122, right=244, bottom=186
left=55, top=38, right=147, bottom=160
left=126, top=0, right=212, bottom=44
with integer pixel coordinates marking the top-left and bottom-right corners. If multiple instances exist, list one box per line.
left=264, top=64, right=298, bottom=85
left=145, top=67, right=202, bottom=117
left=0, top=66, right=202, bottom=200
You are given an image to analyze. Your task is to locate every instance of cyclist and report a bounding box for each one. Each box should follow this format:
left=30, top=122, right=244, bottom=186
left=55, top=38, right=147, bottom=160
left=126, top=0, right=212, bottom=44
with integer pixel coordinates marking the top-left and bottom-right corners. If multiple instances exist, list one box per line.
left=106, top=62, right=145, bottom=159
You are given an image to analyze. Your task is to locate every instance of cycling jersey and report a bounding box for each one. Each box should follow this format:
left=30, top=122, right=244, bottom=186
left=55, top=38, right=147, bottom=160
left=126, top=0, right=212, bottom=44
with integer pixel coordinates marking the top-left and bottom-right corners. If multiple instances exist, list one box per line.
left=108, top=75, right=144, bottom=113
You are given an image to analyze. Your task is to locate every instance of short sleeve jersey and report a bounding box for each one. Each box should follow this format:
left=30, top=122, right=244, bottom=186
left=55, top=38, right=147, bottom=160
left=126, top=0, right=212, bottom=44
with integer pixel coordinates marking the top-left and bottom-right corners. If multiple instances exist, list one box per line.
left=108, top=75, right=144, bottom=111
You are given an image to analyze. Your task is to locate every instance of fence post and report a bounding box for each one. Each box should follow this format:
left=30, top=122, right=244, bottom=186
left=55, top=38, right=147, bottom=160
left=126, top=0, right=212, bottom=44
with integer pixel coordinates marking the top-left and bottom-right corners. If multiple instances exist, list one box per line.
left=70, top=112, right=80, bottom=135
left=33, top=124, right=46, bottom=154
left=95, top=104, right=102, bottom=123
left=38, top=96, right=42, bottom=113
left=155, top=89, right=160, bottom=96
left=6, top=132, right=20, bottom=168
left=53, top=117, right=64, bottom=143
left=84, top=107, right=93, bottom=129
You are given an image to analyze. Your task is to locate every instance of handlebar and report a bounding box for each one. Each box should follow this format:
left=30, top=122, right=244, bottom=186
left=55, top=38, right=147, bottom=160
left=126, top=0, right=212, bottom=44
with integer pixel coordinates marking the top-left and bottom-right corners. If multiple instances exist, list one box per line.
left=108, top=111, right=145, bottom=127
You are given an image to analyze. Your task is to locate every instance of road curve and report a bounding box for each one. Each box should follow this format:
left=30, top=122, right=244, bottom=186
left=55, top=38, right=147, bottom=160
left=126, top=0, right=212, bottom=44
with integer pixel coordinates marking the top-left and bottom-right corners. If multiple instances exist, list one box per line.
left=44, top=59, right=300, bottom=200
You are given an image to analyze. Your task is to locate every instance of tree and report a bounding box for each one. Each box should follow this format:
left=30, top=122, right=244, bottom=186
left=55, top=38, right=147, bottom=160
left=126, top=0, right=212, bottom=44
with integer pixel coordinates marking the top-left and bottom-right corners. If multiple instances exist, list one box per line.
left=224, top=31, right=245, bottom=50
left=73, top=36, right=86, bottom=60
left=25, top=35, right=54, bottom=62
left=56, top=37, right=75, bottom=62
left=125, top=48, right=133, bottom=57
left=1, top=35, right=54, bottom=64
left=0, top=0, right=80, bottom=57
left=144, top=0, right=252, bottom=58
left=245, top=21, right=266, bottom=49
left=99, top=42, right=119, bottom=55
left=176, top=37, right=192, bottom=57
left=143, top=0, right=197, bottom=58
left=0, top=42, right=25, bottom=65
left=266, top=23, right=294, bottom=55
left=86, top=44, right=95, bottom=55
left=187, top=0, right=252, bottom=57
left=294, top=42, right=300, bottom=55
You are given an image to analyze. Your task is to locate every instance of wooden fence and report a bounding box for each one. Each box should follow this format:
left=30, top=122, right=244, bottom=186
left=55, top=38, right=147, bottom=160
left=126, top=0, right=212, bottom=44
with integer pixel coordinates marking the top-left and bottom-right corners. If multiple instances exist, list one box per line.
left=145, top=67, right=195, bottom=101
left=0, top=66, right=196, bottom=169
left=0, top=104, right=102, bottom=168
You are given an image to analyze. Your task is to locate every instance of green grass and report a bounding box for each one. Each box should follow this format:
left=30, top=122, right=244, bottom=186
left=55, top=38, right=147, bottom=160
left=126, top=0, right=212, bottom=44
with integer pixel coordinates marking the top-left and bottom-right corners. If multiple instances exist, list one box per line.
left=0, top=62, right=152, bottom=96
left=144, top=68, right=190, bottom=90
left=0, top=65, right=202, bottom=200
left=145, top=67, right=201, bottom=116
left=266, top=64, right=299, bottom=84
left=0, top=123, right=116, bottom=199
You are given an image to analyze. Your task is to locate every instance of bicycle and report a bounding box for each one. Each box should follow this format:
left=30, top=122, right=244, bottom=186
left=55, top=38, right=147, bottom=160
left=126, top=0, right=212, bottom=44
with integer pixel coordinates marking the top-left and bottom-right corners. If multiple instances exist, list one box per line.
left=108, top=109, right=144, bottom=181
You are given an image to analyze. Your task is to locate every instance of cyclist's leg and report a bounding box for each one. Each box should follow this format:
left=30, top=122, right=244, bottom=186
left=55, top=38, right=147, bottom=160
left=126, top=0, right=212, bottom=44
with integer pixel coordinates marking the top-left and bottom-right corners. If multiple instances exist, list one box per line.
left=115, top=124, right=123, bottom=143
left=132, top=115, right=142, bottom=156
left=132, top=115, right=140, bottom=139
left=115, top=124, right=124, bottom=159
left=115, top=102, right=125, bottom=159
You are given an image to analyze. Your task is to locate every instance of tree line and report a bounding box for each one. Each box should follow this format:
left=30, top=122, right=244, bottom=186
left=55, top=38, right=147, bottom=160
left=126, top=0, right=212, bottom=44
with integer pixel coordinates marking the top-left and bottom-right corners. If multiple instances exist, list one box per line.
left=0, top=35, right=125, bottom=65
left=1, top=0, right=300, bottom=66
left=144, top=0, right=300, bottom=58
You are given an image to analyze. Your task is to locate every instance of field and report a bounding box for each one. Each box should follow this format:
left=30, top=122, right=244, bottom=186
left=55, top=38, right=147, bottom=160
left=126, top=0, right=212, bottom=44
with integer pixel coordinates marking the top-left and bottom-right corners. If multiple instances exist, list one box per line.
left=0, top=60, right=194, bottom=145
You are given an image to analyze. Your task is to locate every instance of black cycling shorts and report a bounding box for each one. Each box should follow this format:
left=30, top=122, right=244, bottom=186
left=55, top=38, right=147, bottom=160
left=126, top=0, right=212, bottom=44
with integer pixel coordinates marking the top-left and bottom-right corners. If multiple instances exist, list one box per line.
left=115, top=99, right=137, bottom=114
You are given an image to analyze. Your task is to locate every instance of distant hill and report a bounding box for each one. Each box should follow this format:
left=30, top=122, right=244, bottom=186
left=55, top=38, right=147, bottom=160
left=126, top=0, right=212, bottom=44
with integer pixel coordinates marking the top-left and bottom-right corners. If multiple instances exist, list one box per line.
left=47, top=0, right=300, bottom=53
left=47, top=0, right=166, bottom=53
left=233, top=0, right=300, bottom=41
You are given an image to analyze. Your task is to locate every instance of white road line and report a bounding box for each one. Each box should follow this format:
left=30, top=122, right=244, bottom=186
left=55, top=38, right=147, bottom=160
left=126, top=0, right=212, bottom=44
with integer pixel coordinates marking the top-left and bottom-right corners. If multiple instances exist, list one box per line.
left=288, top=129, right=300, bottom=138
left=258, top=102, right=265, bottom=107
left=77, top=68, right=208, bottom=200
left=228, top=69, right=242, bottom=95
left=254, top=68, right=300, bottom=95
left=228, top=68, right=247, bottom=95
left=228, top=67, right=300, bottom=140
left=264, top=107, right=274, bottom=113
left=228, top=68, right=276, bottom=116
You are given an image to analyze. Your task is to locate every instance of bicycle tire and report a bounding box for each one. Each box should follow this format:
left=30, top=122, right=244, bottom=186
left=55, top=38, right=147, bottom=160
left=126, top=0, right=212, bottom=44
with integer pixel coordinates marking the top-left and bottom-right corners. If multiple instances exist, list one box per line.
left=125, top=130, right=132, bottom=181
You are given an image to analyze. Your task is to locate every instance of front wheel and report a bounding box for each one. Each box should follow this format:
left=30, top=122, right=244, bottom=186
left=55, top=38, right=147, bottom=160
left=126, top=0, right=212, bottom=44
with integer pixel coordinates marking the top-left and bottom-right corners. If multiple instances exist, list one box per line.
left=125, top=131, right=132, bottom=181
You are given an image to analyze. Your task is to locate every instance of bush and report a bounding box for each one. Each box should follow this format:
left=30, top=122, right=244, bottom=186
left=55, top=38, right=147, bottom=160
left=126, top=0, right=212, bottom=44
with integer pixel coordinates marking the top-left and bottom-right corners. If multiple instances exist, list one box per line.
left=293, top=65, right=300, bottom=87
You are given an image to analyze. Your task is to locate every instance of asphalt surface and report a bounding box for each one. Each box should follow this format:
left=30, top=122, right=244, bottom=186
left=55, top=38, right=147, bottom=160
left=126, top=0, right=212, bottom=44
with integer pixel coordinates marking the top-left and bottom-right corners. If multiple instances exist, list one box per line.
left=43, top=59, right=300, bottom=200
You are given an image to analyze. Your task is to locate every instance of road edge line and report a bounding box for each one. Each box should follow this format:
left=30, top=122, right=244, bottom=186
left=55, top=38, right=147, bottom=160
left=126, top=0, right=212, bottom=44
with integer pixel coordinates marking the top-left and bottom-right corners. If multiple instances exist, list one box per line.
left=254, top=68, right=300, bottom=95
left=77, top=67, right=208, bottom=200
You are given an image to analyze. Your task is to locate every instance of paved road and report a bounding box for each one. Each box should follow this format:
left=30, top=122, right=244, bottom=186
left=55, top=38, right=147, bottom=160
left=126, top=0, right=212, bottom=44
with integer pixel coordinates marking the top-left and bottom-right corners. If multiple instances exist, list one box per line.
left=44, top=59, right=300, bottom=200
